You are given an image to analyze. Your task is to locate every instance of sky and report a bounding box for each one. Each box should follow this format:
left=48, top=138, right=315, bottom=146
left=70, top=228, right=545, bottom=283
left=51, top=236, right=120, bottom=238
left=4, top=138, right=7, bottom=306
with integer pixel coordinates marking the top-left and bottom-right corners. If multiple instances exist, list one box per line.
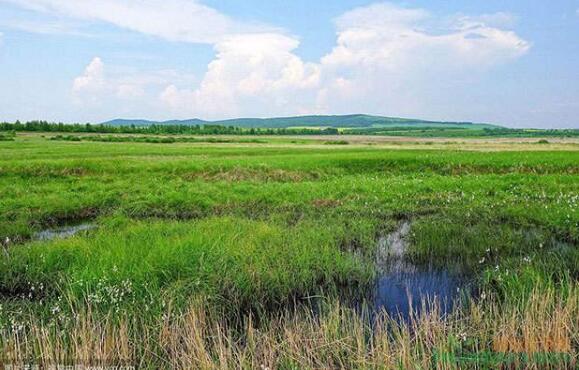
left=0, top=1, right=578, bottom=128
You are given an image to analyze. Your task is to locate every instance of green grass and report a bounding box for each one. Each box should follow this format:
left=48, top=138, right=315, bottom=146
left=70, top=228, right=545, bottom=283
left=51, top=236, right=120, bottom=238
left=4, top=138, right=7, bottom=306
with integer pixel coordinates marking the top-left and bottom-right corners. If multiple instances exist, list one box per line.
left=0, top=133, right=577, bottom=366
left=0, top=215, right=375, bottom=314
left=0, top=131, right=15, bottom=141
left=1, top=142, right=576, bottom=242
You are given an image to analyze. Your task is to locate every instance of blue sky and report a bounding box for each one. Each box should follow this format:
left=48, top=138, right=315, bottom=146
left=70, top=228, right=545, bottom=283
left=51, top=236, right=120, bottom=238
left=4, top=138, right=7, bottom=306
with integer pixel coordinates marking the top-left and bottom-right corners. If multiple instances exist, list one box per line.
left=0, top=1, right=578, bottom=128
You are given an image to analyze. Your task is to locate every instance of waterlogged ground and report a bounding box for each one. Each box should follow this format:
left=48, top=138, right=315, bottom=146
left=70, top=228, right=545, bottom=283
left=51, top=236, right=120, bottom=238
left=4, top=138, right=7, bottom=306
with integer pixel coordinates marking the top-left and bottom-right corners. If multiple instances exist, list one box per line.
left=0, top=133, right=577, bottom=367
left=373, top=221, right=473, bottom=320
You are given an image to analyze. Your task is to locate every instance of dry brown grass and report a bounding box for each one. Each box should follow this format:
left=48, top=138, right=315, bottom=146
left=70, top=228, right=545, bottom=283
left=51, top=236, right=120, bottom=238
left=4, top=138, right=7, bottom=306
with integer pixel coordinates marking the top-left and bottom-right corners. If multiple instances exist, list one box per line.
left=491, top=289, right=574, bottom=354
left=1, top=288, right=577, bottom=369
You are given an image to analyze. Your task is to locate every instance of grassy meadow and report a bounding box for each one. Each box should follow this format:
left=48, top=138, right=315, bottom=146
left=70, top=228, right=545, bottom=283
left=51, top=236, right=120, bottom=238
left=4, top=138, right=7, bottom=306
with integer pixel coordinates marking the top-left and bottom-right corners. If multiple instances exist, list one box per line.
left=0, top=133, right=577, bottom=368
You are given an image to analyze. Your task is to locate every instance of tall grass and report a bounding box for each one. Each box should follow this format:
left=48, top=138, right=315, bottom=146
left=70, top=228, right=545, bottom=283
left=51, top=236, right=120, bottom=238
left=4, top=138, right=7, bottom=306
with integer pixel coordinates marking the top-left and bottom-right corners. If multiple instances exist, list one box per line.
left=1, top=287, right=576, bottom=369
left=0, top=216, right=376, bottom=314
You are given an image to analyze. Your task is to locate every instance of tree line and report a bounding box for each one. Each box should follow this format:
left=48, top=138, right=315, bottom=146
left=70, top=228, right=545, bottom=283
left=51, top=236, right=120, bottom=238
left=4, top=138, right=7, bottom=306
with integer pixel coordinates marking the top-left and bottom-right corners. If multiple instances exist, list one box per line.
left=0, top=120, right=340, bottom=136
left=2, top=120, right=576, bottom=138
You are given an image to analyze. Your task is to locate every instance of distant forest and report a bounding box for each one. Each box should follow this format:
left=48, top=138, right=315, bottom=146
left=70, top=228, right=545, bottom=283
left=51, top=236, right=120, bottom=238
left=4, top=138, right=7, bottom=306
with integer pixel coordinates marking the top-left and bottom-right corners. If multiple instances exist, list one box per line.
left=1, top=120, right=578, bottom=138
left=0, top=120, right=338, bottom=135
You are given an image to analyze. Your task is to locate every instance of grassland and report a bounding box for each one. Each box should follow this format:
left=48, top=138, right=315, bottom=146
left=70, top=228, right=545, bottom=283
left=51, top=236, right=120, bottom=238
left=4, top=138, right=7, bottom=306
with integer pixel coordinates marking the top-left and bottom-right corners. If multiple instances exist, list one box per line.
left=0, top=133, right=577, bottom=368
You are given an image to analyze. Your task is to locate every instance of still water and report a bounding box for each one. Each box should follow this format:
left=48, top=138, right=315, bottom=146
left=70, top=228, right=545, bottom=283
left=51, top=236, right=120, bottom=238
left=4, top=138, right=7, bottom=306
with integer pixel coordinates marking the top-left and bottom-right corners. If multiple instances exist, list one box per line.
left=372, top=221, right=470, bottom=321
left=33, top=223, right=96, bottom=241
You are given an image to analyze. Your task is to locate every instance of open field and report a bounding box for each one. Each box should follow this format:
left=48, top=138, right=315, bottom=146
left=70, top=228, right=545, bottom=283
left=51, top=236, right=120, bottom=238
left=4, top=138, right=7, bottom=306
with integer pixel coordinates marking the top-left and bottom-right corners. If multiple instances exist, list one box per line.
left=0, top=133, right=577, bottom=368
left=15, top=131, right=579, bottom=150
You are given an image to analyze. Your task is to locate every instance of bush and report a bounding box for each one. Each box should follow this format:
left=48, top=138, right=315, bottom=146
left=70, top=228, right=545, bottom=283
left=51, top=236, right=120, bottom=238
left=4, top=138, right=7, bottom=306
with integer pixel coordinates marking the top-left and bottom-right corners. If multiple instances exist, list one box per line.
left=324, top=140, right=349, bottom=145
left=0, top=130, right=16, bottom=141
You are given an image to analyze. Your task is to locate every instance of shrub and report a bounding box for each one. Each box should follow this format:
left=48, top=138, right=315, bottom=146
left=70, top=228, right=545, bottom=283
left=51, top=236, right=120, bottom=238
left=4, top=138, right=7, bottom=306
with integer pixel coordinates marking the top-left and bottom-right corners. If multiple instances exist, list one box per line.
left=324, top=140, right=349, bottom=145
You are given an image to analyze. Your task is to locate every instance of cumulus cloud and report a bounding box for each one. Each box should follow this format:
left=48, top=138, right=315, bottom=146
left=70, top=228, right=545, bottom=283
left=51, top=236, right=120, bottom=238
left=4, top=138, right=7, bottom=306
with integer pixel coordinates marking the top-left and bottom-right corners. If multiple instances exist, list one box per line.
left=161, top=2, right=531, bottom=118
left=323, top=4, right=528, bottom=71
left=46, top=1, right=530, bottom=119
left=311, top=4, right=530, bottom=113
left=2, top=0, right=274, bottom=43
left=72, top=57, right=105, bottom=94
left=160, top=33, right=320, bottom=117
left=71, top=57, right=108, bottom=106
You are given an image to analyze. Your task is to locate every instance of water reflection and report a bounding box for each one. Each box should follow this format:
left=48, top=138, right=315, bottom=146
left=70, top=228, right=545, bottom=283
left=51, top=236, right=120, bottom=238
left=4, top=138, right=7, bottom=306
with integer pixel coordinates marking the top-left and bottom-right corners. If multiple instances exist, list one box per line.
left=33, top=223, right=95, bottom=241
left=373, top=221, right=470, bottom=321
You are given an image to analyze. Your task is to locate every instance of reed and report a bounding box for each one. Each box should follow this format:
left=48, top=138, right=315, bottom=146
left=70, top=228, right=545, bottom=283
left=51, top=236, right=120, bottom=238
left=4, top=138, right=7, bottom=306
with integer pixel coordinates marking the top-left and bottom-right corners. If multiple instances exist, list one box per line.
left=1, top=287, right=576, bottom=369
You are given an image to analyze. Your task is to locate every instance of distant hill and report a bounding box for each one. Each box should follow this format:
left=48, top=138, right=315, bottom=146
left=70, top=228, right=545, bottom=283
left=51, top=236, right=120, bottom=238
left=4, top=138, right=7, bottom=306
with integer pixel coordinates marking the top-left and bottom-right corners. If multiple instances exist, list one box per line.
left=103, top=118, right=206, bottom=127
left=102, top=114, right=501, bottom=130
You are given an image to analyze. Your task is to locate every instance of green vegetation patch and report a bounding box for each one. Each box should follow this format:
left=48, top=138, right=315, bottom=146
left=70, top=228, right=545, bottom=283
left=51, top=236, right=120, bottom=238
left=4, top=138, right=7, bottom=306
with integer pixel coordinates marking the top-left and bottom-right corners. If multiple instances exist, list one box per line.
left=0, top=134, right=577, bottom=366
left=0, top=215, right=375, bottom=313
left=49, top=134, right=267, bottom=144
left=324, top=140, right=350, bottom=145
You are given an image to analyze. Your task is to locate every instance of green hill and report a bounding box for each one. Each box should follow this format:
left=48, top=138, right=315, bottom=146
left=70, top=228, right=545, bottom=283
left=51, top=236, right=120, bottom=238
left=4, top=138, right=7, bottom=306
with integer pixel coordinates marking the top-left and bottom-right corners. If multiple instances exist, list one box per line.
left=102, top=114, right=500, bottom=130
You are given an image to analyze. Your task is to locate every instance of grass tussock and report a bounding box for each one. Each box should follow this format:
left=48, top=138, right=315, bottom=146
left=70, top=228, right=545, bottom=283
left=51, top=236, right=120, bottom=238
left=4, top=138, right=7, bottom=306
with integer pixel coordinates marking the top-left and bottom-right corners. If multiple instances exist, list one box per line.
left=324, top=140, right=350, bottom=145
left=183, top=166, right=319, bottom=183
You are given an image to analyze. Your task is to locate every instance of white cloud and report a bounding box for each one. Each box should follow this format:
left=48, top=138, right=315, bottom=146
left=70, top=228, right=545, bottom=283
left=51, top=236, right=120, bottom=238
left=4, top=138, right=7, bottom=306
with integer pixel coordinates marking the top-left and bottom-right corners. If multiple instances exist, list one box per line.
left=452, top=12, right=519, bottom=30
left=161, top=2, right=530, bottom=118
left=0, top=18, right=90, bottom=36
left=72, top=57, right=105, bottom=97
left=54, top=2, right=530, bottom=120
left=2, top=0, right=275, bottom=43
left=323, top=4, right=528, bottom=70
left=335, top=2, right=430, bottom=31
left=72, top=57, right=195, bottom=109
left=313, top=3, right=530, bottom=115
left=160, top=33, right=321, bottom=117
